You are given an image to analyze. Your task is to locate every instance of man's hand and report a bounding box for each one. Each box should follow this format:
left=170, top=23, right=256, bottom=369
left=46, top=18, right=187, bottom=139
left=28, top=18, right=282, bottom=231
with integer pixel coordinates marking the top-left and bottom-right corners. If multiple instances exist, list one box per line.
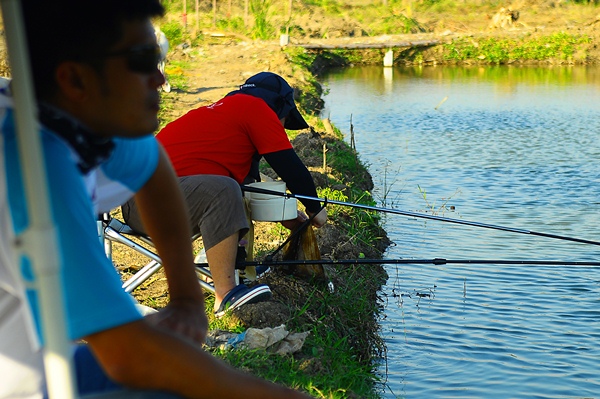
left=281, top=210, right=308, bottom=230
left=308, top=207, right=327, bottom=228
left=145, top=298, right=208, bottom=345
left=281, top=208, right=327, bottom=230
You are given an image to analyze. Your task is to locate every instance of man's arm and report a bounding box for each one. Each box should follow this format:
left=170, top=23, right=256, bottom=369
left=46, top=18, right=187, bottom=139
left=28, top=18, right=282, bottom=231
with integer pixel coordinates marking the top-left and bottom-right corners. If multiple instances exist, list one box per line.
left=263, top=149, right=327, bottom=228
left=85, top=320, right=313, bottom=399
left=132, top=146, right=207, bottom=344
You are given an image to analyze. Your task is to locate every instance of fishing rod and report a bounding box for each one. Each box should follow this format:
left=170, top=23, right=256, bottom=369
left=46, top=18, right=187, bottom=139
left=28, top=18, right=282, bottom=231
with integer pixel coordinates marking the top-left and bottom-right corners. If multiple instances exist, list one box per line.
left=242, top=185, right=600, bottom=247
left=195, top=258, right=600, bottom=267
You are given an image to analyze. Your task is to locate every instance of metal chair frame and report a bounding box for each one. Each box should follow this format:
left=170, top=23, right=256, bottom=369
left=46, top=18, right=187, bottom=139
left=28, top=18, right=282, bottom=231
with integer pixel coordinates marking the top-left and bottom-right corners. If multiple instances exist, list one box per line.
left=98, top=213, right=216, bottom=294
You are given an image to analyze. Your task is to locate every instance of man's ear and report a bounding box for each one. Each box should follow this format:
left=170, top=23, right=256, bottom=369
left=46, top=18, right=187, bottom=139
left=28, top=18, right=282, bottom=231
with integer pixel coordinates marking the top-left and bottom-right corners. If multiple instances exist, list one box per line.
left=54, top=61, right=94, bottom=102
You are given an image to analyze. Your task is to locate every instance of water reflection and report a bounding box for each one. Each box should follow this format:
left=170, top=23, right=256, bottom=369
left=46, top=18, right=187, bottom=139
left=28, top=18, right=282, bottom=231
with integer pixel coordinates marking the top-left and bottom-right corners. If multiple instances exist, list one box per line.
left=322, top=65, right=600, bottom=398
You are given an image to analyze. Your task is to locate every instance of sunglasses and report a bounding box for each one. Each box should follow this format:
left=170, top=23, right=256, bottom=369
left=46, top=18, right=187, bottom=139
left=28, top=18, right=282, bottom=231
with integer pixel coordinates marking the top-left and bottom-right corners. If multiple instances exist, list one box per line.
left=103, top=44, right=162, bottom=74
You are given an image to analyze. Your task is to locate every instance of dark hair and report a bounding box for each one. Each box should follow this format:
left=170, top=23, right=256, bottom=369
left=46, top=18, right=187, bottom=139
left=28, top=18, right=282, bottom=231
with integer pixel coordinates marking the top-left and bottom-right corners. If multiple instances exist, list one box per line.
left=22, top=0, right=164, bottom=100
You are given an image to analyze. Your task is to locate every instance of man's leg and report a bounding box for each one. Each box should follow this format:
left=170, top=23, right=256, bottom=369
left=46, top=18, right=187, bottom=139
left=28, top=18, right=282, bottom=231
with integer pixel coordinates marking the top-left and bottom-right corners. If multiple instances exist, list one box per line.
left=124, top=174, right=271, bottom=314
left=182, top=175, right=271, bottom=315
left=205, top=232, right=238, bottom=308
left=180, top=175, right=251, bottom=311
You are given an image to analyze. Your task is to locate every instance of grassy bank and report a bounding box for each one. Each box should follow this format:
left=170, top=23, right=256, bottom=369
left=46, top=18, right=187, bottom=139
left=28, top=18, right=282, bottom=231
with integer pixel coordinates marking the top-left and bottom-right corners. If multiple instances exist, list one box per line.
left=150, top=3, right=600, bottom=397
left=197, top=87, right=393, bottom=397
left=152, top=25, right=394, bottom=399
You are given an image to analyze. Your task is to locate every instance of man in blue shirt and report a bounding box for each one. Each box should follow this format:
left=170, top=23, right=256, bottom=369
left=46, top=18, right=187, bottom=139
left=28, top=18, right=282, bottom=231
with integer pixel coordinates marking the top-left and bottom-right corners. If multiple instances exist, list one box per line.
left=0, top=1, right=312, bottom=398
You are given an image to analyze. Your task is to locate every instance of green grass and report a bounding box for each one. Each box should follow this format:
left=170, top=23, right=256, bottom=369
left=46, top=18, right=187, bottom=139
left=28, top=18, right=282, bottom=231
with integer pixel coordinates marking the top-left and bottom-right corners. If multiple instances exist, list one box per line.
left=207, top=260, right=386, bottom=398
left=442, top=32, right=592, bottom=64
left=160, top=20, right=185, bottom=44
left=250, top=0, right=276, bottom=39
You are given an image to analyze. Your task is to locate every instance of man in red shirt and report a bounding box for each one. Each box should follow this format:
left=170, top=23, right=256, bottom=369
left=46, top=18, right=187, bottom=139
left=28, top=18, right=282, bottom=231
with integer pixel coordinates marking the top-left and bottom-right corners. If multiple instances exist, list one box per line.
left=124, top=72, right=327, bottom=317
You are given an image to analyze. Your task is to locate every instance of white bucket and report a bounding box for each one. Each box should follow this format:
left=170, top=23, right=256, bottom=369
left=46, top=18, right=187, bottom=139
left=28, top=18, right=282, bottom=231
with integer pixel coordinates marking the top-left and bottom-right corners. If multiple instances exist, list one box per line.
left=245, top=181, right=286, bottom=200
left=250, top=197, right=297, bottom=221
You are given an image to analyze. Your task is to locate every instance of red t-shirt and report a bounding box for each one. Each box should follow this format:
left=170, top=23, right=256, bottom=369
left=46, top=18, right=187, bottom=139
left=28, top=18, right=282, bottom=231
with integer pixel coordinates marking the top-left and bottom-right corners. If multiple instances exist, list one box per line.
left=157, top=94, right=293, bottom=183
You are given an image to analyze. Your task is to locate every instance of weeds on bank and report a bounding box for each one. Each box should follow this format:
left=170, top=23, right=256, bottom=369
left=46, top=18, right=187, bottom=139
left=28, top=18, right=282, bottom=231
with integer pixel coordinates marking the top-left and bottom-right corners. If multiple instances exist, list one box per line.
left=213, top=344, right=378, bottom=399
left=208, top=137, right=387, bottom=397
left=207, top=220, right=386, bottom=398
left=250, top=0, right=275, bottom=39
left=320, top=187, right=380, bottom=240
left=208, top=262, right=386, bottom=398
left=164, top=61, right=189, bottom=89
left=375, top=161, right=402, bottom=209
left=443, top=32, right=592, bottom=64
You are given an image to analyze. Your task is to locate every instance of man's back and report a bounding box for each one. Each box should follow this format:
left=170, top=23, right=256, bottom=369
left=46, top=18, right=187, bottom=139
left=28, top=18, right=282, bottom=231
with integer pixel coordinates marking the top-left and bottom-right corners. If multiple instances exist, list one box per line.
left=0, top=93, right=45, bottom=399
left=0, top=88, right=160, bottom=398
left=157, top=94, right=292, bottom=183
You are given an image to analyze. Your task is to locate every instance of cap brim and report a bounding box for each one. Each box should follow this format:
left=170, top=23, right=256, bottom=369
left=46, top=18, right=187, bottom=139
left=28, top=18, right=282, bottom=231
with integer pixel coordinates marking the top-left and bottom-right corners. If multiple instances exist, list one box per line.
left=284, top=107, right=309, bottom=130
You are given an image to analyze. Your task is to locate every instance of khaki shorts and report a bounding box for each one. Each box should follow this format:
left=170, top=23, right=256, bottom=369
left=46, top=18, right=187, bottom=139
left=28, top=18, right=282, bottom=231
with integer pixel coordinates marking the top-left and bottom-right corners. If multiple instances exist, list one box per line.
left=122, top=174, right=249, bottom=251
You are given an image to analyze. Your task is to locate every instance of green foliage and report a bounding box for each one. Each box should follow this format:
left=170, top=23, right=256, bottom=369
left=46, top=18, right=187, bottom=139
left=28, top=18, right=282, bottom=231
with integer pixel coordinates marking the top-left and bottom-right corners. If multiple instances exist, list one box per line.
left=317, top=186, right=383, bottom=251
left=380, top=13, right=425, bottom=34
left=414, top=0, right=460, bottom=13
left=318, top=187, right=349, bottom=203
left=216, top=16, right=246, bottom=33
left=443, top=32, right=591, bottom=64
left=164, top=59, right=190, bottom=91
left=302, top=0, right=341, bottom=14
left=250, top=0, right=275, bottom=39
left=160, top=20, right=184, bottom=46
left=281, top=48, right=325, bottom=116
left=284, top=46, right=318, bottom=70
left=329, top=49, right=368, bottom=65
left=160, top=0, right=177, bottom=13
left=327, top=140, right=370, bottom=188
left=212, top=342, right=379, bottom=398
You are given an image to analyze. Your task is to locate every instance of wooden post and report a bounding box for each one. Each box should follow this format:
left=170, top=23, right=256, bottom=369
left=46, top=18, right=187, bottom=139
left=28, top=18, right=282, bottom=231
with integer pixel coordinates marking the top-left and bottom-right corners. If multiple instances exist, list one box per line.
left=244, top=0, right=249, bottom=26
left=350, top=116, right=358, bottom=170
left=196, top=0, right=199, bottom=33
left=213, top=0, right=217, bottom=27
left=280, top=33, right=289, bottom=46
left=350, top=114, right=355, bottom=152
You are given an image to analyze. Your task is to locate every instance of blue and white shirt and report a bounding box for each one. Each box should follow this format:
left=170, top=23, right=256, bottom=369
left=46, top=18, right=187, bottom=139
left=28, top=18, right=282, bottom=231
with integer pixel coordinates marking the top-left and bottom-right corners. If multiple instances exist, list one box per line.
left=0, top=87, right=160, bottom=399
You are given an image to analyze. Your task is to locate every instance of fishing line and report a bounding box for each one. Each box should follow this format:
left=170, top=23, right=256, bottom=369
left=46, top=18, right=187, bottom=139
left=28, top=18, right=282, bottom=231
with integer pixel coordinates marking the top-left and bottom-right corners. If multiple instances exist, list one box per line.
left=242, top=185, right=600, bottom=247
left=195, top=258, right=600, bottom=268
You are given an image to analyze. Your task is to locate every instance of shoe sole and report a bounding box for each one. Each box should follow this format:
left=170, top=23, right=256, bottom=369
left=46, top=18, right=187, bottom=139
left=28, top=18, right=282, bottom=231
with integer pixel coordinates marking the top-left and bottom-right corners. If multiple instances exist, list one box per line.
left=256, top=267, right=271, bottom=278
left=214, top=285, right=272, bottom=318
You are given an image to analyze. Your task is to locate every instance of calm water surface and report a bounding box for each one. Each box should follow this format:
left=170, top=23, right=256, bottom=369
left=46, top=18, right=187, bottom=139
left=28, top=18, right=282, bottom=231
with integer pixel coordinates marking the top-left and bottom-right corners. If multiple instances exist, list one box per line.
left=321, top=66, right=600, bottom=398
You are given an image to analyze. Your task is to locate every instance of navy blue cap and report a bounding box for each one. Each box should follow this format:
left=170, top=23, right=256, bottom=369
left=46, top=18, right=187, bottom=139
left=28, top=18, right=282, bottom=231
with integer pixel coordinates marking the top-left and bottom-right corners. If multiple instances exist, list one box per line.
left=236, top=72, right=309, bottom=130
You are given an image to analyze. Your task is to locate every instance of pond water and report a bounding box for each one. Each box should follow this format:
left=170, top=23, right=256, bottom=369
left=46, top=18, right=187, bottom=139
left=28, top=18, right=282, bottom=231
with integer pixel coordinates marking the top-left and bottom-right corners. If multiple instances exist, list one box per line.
left=320, top=65, right=600, bottom=398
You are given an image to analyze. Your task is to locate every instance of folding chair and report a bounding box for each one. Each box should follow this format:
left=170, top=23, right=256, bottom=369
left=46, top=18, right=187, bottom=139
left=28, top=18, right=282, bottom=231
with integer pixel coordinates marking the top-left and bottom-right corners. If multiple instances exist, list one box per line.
left=98, top=213, right=218, bottom=294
